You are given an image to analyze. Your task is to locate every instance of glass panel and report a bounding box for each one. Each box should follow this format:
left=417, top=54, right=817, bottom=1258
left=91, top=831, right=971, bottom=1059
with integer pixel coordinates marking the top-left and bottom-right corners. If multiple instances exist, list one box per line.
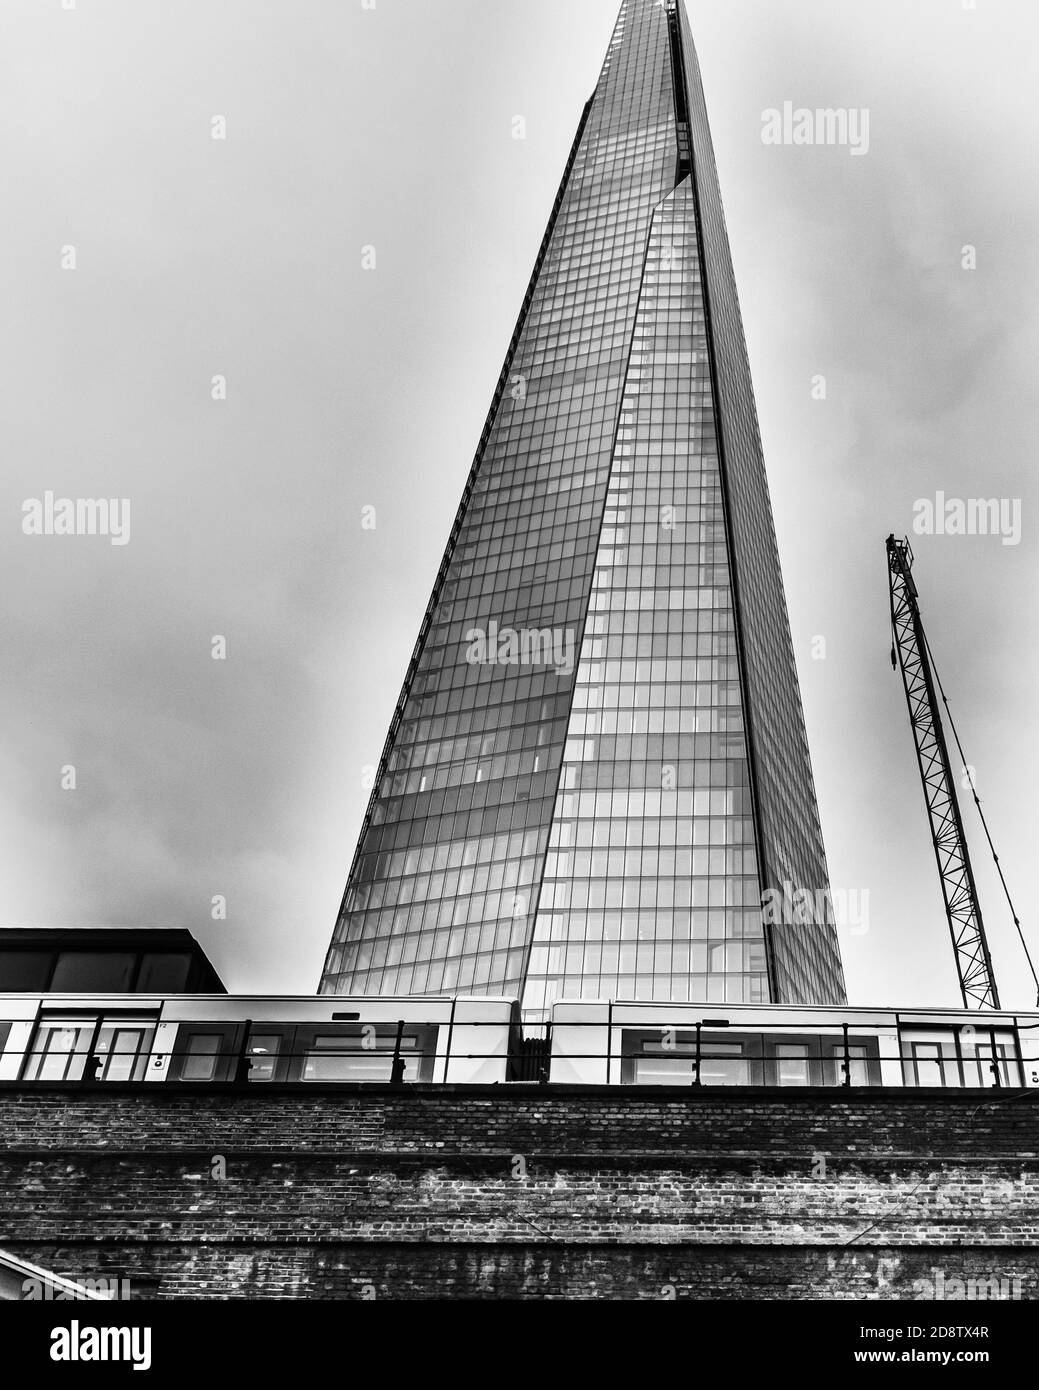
left=180, top=1033, right=222, bottom=1081
left=318, top=0, right=846, bottom=1012
left=246, top=1034, right=281, bottom=1083
left=137, top=953, right=192, bottom=993
left=95, top=1026, right=150, bottom=1082
left=968, top=1043, right=1012, bottom=1088
left=24, top=1021, right=95, bottom=1081
left=699, top=1041, right=749, bottom=1086
left=0, top=951, right=53, bottom=991
left=634, top=1055, right=699, bottom=1085
left=912, top=1043, right=946, bottom=1088
left=301, top=1034, right=417, bottom=1083
left=828, top=1044, right=869, bottom=1086
left=775, top=1043, right=810, bottom=1087
left=303, top=1051, right=393, bottom=1083
left=638, top=1037, right=747, bottom=1086
left=51, top=953, right=136, bottom=992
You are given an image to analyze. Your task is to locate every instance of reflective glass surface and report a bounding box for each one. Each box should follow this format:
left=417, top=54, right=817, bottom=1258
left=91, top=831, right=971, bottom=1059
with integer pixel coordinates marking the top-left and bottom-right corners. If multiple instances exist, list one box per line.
left=321, top=0, right=845, bottom=1010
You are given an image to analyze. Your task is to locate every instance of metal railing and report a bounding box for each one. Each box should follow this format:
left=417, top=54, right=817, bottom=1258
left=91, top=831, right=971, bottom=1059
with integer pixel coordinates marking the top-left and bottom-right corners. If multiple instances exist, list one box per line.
left=2, top=1012, right=1031, bottom=1091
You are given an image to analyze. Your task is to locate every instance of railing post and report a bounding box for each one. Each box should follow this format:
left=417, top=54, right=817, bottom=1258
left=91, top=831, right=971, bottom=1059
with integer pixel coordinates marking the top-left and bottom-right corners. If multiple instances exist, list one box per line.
left=842, top=1022, right=852, bottom=1087
left=538, top=1024, right=552, bottom=1085
left=989, top=1027, right=1002, bottom=1088
left=389, top=1020, right=406, bottom=1086
left=443, top=1000, right=457, bottom=1084
left=692, top=1022, right=702, bottom=1088
left=81, top=1017, right=105, bottom=1085
left=233, top=1020, right=253, bottom=1084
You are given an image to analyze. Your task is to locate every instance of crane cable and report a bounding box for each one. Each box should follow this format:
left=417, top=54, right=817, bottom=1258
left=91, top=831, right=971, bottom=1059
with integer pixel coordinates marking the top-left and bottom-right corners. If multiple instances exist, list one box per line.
left=909, top=623, right=1039, bottom=1004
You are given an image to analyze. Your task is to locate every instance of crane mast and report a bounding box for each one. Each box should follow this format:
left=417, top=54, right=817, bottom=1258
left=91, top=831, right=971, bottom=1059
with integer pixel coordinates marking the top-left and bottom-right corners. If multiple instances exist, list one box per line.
left=886, top=535, right=1000, bottom=1009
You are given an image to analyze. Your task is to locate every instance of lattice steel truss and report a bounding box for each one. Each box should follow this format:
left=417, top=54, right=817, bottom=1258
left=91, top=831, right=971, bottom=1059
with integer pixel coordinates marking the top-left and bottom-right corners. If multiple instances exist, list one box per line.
left=886, top=535, right=999, bottom=1009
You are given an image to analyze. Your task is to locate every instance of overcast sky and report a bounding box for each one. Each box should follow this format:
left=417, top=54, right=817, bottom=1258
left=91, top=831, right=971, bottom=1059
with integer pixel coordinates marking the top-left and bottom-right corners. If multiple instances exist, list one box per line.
left=2, top=0, right=1037, bottom=1010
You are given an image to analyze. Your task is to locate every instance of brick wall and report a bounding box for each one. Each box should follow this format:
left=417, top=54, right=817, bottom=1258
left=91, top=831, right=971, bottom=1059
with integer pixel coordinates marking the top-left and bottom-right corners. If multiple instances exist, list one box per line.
left=2, top=1083, right=1037, bottom=1299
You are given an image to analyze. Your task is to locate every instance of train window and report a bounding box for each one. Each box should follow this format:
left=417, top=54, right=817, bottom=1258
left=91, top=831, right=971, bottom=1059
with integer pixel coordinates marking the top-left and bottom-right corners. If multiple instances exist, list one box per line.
left=180, top=1034, right=224, bottom=1082
left=301, top=1033, right=419, bottom=1083
left=636, top=1039, right=750, bottom=1086
left=23, top=1021, right=97, bottom=1081
left=966, top=1043, right=1013, bottom=1088
left=246, top=1035, right=281, bottom=1082
left=827, top=1045, right=870, bottom=1086
left=699, top=1042, right=749, bottom=1086
left=51, top=953, right=136, bottom=992
left=775, top=1044, right=811, bottom=1087
left=910, top=1042, right=948, bottom=1087
left=634, top=1047, right=699, bottom=1085
left=93, top=1024, right=154, bottom=1082
left=0, top=1021, right=10, bottom=1054
left=22, top=1016, right=157, bottom=1083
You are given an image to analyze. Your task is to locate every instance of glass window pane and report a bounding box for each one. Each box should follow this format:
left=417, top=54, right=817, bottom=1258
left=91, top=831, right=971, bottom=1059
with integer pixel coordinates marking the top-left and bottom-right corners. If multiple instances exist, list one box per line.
left=912, top=1043, right=945, bottom=1087
left=96, top=1026, right=150, bottom=1082
left=51, top=953, right=136, bottom=992
left=829, top=1044, right=868, bottom=1086
left=25, top=1020, right=95, bottom=1081
left=969, top=1043, right=1011, bottom=1088
left=0, top=951, right=53, bottom=991
left=181, top=1033, right=222, bottom=1081
left=137, top=953, right=191, bottom=993
left=301, top=1034, right=418, bottom=1082
left=246, top=1034, right=281, bottom=1082
left=775, top=1043, right=810, bottom=1087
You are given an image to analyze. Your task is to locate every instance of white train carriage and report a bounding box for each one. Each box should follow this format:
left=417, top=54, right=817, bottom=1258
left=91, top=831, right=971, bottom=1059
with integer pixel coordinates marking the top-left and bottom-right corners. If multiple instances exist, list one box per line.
left=1, top=992, right=1036, bottom=1090
left=547, top=1000, right=1037, bottom=1090
left=0, top=995, right=518, bottom=1086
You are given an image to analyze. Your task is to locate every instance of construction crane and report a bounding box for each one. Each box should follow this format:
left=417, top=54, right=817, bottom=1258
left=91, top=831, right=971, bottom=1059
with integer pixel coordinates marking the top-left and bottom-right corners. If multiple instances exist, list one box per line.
left=886, top=535, right=1001, bottom=1009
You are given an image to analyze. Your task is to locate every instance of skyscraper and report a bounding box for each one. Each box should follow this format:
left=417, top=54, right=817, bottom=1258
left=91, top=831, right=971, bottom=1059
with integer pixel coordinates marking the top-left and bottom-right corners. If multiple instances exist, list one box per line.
left=321, top=0, right=846, bottom=1010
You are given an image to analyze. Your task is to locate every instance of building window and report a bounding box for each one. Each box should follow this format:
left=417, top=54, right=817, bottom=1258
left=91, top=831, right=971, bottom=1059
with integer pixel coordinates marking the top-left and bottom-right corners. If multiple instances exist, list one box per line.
left=137, top=953, right=192, bottom=993
left=0, top=951, right=54, bottom=992
left=50, top=953, right=136, bottom=992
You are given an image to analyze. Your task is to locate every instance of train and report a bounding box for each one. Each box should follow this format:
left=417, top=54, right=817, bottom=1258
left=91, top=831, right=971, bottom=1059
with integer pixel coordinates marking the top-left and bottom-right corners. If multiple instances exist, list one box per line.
left=1, top=991, right=1037, bottom=1090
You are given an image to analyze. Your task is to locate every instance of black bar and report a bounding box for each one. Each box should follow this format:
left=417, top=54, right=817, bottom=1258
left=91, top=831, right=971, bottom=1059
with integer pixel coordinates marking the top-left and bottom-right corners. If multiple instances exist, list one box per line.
left=389, top=1020, right=406, bottom=1086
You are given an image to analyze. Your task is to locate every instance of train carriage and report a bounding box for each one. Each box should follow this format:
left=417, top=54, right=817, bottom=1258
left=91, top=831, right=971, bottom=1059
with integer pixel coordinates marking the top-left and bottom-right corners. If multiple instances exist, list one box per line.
left=0, top=992, right=1036, bottom=1091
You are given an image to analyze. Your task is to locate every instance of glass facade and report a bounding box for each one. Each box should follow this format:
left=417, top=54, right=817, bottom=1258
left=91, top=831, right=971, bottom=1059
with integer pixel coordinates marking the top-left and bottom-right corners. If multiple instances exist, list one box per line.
left=321, top=0, right=846, bottom=1010
left=522, top=183, right=768, bottom=1012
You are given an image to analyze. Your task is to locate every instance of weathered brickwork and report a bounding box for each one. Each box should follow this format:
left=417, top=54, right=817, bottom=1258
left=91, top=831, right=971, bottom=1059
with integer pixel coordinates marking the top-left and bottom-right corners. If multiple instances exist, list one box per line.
left=2, top=1083, right=1037, bottom=1299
